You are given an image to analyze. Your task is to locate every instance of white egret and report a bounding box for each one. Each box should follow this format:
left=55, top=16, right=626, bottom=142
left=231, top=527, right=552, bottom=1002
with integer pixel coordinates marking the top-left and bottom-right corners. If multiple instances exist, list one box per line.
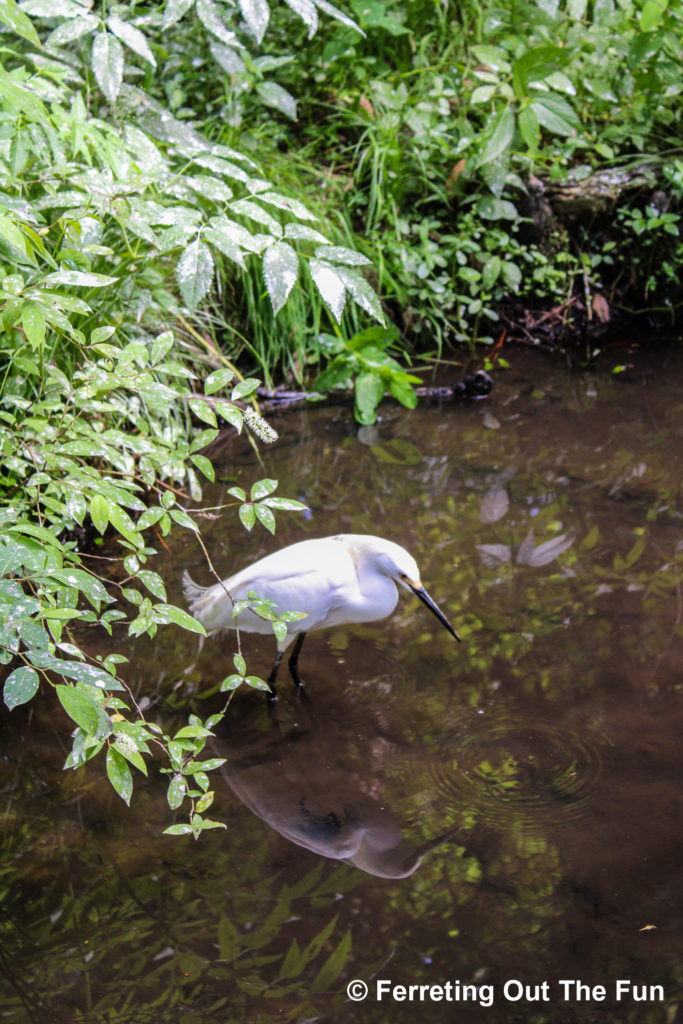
left=182, top=534, right=460, bottom=698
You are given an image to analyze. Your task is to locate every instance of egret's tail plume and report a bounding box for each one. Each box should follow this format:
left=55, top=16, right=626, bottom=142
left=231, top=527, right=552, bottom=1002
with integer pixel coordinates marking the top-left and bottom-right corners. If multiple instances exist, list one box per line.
left=182, top=570, right=206, bottom=610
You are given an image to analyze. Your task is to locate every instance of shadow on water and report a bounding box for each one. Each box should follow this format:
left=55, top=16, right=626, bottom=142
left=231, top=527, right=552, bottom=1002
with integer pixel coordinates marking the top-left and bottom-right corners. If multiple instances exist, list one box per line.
left=1, top=348, right=682, bottom=1023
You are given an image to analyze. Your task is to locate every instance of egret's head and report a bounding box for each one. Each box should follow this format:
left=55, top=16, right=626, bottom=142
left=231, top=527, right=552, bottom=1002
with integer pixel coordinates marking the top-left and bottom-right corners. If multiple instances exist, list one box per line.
left=364, top=537, right=461, bottom=643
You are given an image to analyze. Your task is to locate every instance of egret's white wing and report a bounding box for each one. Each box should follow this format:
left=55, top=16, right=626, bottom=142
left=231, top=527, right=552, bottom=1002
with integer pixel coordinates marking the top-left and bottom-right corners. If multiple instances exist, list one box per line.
left=187, top=537, right=358, bottom=640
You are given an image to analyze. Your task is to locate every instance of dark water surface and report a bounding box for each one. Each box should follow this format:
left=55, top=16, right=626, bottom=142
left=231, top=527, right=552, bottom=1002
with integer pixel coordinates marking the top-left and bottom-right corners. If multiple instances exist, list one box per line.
left=2, top=349, right=682, bottom=1023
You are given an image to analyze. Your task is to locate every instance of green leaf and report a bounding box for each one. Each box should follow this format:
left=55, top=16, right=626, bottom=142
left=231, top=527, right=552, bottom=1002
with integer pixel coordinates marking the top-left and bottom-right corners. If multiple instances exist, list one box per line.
left=167, top=774, right=186, bottom=809
left=387, top=377, right=418, bottom=409
left=169, top=507, right=199, bottom=532
left=91, top=32, right=124, bottom=104
left=220, top=674, right=243, bottom=691
left=176, top=240, right=214, bottom=309
left=106, top=746, right=134, bottom=804
left=189, top=428, right=219, bottom=453
left=245, top=675, right=271, bottom=691
left=137, top=570, right=167, bottom=602
left=190, top=453, right=215, bottom=481
left=254, top=504, right=276, bottom=534
left=231, top=378, right=260, bottom=401
left=205, top=368, right=234, bottom=394
left=262, top=497, right=308, bottom=511
left=109, top=503, right=143, bottom=549
left=56, top=684, right=100, bottom=734
left=263, top=241, right=299, bottom=315
left=234, top=653, right=246, bottom=675
left=250, top=478, right=278, bottom=500
left=0, top=0, right=41, bottom=45
left=153, top=603, right=207, bottom=635
left=239, top=503, right=256, bottom=531
left=41, top=270, right=118, bottom=288
left=354, top=371, right=384, bottom=424
left=530, top=95, right=580, bottom=137
left=518, top=104, right=540, bottom=151
left=90, top=494, right=110, bottom=534
left=107, top=14, right=156, bottom=67
left=4, top=666, right=39, bottom=710
left=113, top=739, right=148, bottom=775
left=477, top=106, right=515, bottom=166
left=641, top=0, right=669, bottom=31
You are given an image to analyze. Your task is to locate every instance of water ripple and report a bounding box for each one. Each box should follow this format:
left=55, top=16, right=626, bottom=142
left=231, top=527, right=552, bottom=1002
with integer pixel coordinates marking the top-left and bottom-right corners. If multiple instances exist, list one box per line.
left=426, top=709, right=610, bottom=833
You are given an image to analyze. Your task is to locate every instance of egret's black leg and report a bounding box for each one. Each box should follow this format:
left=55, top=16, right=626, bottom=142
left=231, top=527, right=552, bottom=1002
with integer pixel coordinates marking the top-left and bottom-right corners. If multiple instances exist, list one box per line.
left=288, top=632, right=306, bottom=687
left=288, top=632, right=309, bottom=699
left=266, top=651, right=283, bottom=701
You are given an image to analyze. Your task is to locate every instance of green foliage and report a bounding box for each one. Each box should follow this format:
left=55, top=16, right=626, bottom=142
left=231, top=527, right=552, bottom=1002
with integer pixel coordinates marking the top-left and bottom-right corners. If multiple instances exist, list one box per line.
left=275, top=0, right=683, bottom=349
left=313, top=325, right=421, bottom=423
left=0, top=0, right=385, bottom=825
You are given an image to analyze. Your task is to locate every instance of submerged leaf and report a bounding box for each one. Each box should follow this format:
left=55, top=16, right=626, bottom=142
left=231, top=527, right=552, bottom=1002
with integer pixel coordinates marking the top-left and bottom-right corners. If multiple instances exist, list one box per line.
left=480, top=486, right=510, bottom=524
left=476, top=543, right=512, bottom=568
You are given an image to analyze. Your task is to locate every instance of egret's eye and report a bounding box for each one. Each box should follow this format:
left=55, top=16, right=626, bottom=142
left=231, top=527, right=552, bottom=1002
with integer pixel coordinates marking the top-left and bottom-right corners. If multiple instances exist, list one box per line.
left=398, top=572, right=408, bottom=581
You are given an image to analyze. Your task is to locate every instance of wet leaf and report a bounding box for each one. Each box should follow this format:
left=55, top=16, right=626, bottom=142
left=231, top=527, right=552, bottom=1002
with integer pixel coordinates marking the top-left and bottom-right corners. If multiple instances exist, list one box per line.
left=56, top=684, right=100, bottom=734
left=4, top=667, right=39, bottom=710
left=337, top=267, right=384, bottom=324
left=42, top=270, right=118, bottom=288
left=355, top=371, right=385, bottom=424
left=137, top=570, right=167, bottom=602
left=517, top=530, right=575, bottom=567
left=176, top=240, right=214, bottom=309
left=477, top=106, right=514, bottom=166
left=89, top=494, right=109, bottom=534
left=314, top=245, right=371, bottom=267
left=314, top=0, right=362, bottom=33
left=107, top=14, right=156, bottom=66
left=239, top=503, right=256, bottom=531
left=167, top=774, right=186, bottom=809
left=162, top=0, right=195, bottom=29
left=310, top=259, right=346, bottom=323
left=153, top=604, right=207, bottom=635
left=483, top=411, right=501, bottom=430
left=256, top=81, right=297, bottom=120
left=196, top=0, right=240, bottom=45
left=284, top=223, right=330, bottom=244
left=106, top=746, right=134, bottom=804
left=263, top=241, right=299, bottom=315
left=250, top=478, right=278, bottom=500
left=255, top=505, right=276, bottom=534
left=283, top=0, right=318, bottom=35
left=231, top=378, right=260, bottom=400
left=239, top=0, right=270, bottom=42
left=91, top=32, right=124, bottom=104
left=480, top=486, right=510, bottom=524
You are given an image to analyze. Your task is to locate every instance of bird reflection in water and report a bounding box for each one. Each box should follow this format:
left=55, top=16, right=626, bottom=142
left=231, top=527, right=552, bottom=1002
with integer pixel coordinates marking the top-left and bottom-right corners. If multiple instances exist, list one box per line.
left=215, top=696, right=455, bottom=879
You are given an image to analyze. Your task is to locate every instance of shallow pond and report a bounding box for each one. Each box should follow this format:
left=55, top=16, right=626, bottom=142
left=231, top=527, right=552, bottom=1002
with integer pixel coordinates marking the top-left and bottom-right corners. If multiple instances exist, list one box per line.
left=1, top=348, right=682, bottom=1024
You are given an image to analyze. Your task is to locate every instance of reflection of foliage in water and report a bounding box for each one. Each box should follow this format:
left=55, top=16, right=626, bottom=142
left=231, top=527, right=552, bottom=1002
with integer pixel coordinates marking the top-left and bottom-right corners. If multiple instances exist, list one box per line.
left=2, top=357, right=681, bottom=1022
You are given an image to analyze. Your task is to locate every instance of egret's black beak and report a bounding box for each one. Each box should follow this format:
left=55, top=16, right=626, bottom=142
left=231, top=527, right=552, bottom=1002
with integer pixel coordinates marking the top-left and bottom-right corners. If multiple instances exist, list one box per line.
left=409, top=581, right=461, bottom=643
